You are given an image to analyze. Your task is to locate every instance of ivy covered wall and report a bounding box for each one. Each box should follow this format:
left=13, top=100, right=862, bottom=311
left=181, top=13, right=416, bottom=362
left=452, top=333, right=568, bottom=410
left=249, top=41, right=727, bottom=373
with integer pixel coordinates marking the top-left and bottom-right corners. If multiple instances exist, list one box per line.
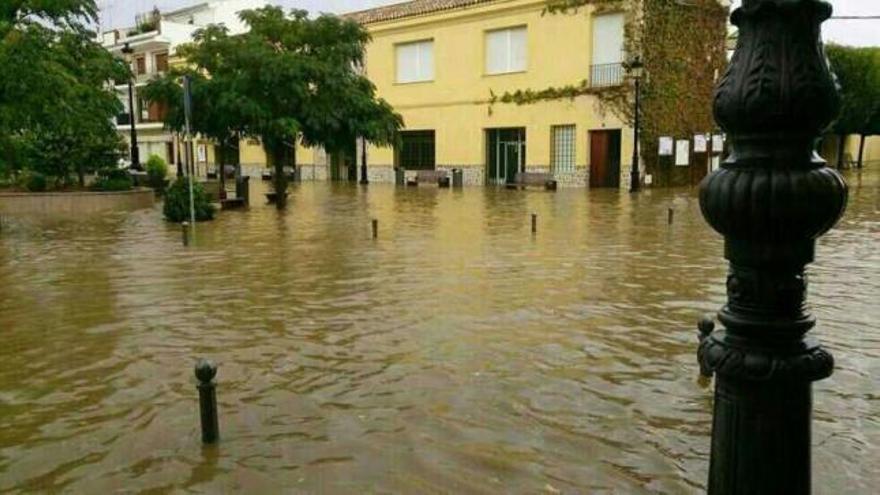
left=497, top=0, right=728, bottom=187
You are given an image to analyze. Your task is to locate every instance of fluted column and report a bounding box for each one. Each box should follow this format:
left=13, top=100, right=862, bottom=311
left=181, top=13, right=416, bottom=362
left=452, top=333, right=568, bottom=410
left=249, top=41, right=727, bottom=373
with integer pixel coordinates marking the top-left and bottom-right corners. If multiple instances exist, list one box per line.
left=697, top=1, right=848, bottom=493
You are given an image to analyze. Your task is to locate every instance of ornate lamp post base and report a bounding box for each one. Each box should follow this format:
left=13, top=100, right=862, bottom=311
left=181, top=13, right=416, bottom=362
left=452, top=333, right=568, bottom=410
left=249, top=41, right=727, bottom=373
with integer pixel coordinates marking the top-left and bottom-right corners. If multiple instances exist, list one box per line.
left=698, top=1, right=847, bottom=492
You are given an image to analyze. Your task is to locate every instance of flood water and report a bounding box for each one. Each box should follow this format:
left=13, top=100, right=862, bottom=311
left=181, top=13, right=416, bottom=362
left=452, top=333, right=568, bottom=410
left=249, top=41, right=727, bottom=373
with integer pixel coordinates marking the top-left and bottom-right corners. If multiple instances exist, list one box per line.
left=0, top=169, right=877, bottom=493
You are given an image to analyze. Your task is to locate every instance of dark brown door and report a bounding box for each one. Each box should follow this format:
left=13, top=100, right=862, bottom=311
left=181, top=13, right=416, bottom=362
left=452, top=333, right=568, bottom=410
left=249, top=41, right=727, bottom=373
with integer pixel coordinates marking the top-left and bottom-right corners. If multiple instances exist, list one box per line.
left=590, top=130, right=621, bottom=188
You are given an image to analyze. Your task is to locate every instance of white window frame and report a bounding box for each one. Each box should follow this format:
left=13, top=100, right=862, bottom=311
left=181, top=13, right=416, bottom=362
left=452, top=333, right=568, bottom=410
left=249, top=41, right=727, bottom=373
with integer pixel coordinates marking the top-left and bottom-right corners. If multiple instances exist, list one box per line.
left=485, top=26, right=527, bottom=75
left=395, top=39, right=434, bottom=84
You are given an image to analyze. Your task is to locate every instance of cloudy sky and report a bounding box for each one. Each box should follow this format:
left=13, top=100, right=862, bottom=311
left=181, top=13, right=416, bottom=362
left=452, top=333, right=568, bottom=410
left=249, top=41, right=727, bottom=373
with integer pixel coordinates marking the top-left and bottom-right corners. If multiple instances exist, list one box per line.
left=98, top=0, right=879, bottom=47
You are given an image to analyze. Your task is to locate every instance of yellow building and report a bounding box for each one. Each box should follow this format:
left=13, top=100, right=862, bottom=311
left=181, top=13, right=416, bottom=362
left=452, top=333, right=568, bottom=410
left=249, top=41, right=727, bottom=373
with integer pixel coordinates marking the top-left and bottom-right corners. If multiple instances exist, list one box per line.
left=347, top=0, right=637, bottom=188
left=821, top=134, right=880, bottom=169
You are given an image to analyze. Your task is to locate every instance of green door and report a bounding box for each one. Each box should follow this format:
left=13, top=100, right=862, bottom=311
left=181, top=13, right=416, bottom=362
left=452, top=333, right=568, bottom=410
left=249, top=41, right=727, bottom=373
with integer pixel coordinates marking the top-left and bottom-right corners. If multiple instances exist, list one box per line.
left=486, top=128, right=526, bottom=185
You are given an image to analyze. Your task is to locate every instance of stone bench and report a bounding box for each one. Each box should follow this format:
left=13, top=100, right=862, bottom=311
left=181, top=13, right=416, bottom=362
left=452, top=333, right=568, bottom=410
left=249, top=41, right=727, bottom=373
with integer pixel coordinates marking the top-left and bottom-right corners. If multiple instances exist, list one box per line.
left=506, top=172, right=558, bottom=191
left=407, top=170, right=450, bottom=188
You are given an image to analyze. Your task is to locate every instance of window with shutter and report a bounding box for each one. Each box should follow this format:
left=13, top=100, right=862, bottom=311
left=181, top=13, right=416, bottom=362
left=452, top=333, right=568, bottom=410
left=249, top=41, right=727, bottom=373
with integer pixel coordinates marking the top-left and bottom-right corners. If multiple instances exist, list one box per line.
left=485, top=27, right=527, bottom=75
left=396, top=40, right=434, bottom=83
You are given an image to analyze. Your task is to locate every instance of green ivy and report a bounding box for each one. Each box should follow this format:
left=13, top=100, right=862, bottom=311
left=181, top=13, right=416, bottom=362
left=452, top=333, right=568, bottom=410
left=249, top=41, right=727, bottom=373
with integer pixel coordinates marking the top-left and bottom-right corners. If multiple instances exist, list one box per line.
left=494, top=0, right=728, bottom=187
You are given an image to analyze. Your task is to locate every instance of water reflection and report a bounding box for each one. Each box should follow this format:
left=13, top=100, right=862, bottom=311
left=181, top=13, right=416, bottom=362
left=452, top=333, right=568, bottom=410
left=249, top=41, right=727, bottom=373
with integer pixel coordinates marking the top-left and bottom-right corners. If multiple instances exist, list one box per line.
left=0, top=169, right=877, bottom=493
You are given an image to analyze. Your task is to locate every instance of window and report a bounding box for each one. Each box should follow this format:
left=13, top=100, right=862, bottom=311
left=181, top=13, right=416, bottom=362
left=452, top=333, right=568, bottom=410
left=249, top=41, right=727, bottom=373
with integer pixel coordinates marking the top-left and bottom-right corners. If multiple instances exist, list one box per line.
left=155, top=52, right=169, bottom=73
left=138, top=96, right=149, bottom=122
left=396, top=40, right=434, bottom=83
left=551, top=125, right=576, bottom=173
left=397, top=131, right=435, bottom=170
left=135, top=56, right=146, bottom=75
left=485, top=26, right=527, bottom=75
left=591, top=13, right=625, bottom=86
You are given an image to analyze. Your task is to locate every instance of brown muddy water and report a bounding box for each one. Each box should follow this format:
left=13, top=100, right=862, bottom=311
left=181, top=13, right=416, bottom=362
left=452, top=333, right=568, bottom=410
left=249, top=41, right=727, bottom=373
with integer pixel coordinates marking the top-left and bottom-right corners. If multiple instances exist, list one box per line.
left=0, top=169, right=877, bottom=493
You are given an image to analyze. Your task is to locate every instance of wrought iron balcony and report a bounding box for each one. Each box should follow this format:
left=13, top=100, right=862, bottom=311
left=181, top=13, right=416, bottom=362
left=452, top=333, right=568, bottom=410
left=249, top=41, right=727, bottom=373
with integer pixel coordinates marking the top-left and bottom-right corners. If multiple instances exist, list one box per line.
left=590, top=63, right=624, bottom=88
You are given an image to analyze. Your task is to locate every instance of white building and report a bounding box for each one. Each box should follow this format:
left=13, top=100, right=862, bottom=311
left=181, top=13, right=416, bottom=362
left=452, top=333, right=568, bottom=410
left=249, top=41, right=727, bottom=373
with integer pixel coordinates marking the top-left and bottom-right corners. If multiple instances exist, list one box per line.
left=101, top=0, right=267, bottom=169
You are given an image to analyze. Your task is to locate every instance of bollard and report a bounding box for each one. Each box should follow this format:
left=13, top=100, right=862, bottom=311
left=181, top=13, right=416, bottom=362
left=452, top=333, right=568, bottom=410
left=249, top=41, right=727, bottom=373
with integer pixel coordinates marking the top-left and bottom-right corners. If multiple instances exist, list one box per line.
left=182, top=221, right=190, bottom=246
left=531, top=213, right=537, bottom=234
left=194, top=359, right=220, bottom=444
left=667, top=207, right=674, bottom=225
left=372, top=219, right=378, bottom=239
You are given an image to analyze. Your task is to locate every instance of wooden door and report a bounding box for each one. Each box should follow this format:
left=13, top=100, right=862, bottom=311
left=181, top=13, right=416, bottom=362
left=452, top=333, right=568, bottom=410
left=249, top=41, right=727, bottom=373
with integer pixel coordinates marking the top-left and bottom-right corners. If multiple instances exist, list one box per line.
left=590, top=130, right=621, bottom=188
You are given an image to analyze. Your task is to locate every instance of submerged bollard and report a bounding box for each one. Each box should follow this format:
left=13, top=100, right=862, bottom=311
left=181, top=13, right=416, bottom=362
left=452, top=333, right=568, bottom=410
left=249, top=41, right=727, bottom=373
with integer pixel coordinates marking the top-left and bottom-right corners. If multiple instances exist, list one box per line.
left=667, top=207, right=674, bottom=225
left=182, top=222, right=190, bottom=246
left=372, top=219, right=378, bottom=239
left=194, top=359, right=219, bottom=444
left=531, top=213, right=537, bottom=234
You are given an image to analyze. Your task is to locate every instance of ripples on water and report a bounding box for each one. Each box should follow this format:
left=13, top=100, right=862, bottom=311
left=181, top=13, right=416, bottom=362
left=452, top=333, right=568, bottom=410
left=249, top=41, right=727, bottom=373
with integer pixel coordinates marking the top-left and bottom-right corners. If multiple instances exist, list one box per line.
left=0, top=170, right=877, bottom=493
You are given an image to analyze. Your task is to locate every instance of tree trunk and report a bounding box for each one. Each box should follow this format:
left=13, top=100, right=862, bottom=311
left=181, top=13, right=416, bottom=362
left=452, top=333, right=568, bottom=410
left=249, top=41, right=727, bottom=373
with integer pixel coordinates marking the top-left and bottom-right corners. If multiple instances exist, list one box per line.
left=218, top=142, right=226, bottom=198
left=857, top=134, right=866, bottom=169
left=269, top=140, right=288, bottom=210
left=292, top=141, right=297, bottom=182
left=836, top=133, right=846, bottom=170
left=77, top=164, right=85, bottom=189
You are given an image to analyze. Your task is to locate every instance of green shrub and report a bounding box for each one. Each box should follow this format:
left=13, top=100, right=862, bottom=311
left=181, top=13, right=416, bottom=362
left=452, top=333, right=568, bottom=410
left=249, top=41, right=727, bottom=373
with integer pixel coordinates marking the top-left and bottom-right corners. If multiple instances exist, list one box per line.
left=146, top=154, right=169, bottom=190
left=93, top=168, right=133, bottom=191
left=163, top=178, right=215, bottom=223
left=23, top=171, right=47, bottom=192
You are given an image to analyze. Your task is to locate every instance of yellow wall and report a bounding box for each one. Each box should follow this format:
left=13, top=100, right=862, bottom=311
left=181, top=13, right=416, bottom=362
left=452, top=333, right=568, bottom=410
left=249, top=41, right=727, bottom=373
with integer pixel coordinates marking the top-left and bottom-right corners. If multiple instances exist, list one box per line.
left=823, top=134, right=880, bottom=167
left=363, top=0, right=633, bottom=175
left=846, top=135, right=880, bottom=164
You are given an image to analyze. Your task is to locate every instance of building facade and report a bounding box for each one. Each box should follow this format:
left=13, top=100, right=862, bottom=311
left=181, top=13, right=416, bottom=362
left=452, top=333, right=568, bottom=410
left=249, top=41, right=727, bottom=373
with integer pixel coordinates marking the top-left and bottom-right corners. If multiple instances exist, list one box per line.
left=348, top=0, right=638, bottom=188
left=100, top=0, right=267, bottom=172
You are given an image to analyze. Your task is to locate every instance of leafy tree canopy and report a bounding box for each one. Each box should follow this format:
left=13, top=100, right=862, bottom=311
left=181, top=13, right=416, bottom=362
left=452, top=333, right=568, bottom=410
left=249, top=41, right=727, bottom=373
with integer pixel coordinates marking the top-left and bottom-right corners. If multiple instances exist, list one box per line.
left=0, top=0, right=128, bottom=185
left=144, top=6, right=403, bottom=207
left=826, top=44, right=880, bottom=137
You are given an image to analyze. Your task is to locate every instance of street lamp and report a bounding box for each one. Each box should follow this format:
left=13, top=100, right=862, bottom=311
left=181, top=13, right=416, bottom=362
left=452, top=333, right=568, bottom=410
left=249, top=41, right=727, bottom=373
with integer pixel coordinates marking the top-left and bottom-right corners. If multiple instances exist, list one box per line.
left=359, top=136, right=369, bottom=184
left=626, top=55, right=644, bottom=192
left=121, top=42, right=141, bottom=171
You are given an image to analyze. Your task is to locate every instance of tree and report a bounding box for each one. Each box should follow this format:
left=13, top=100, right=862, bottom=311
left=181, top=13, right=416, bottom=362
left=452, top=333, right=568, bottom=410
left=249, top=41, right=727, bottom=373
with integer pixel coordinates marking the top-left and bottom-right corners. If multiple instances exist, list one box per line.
left=0, top=0, right=128, bottom=186
left=145, top=7, right=402, bottom=209
left=826, top=45, right=880, bottom=169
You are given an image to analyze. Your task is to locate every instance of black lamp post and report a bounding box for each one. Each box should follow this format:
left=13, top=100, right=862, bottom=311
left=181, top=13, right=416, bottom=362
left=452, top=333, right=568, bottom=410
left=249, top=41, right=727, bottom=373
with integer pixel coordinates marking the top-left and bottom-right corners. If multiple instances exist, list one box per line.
left=121, top=42, right=140, bottom=171
left=359, top=136, right=369, bottom=185
left=626, top=56, right=644, bottom=193
left=697, top=1, right=846, bottom=493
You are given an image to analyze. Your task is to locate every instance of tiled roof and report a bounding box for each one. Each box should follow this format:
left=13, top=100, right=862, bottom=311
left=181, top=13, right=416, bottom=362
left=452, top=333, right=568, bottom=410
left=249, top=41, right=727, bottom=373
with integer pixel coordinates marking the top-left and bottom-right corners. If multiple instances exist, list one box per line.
left=346, top=0, right=499, bottom=25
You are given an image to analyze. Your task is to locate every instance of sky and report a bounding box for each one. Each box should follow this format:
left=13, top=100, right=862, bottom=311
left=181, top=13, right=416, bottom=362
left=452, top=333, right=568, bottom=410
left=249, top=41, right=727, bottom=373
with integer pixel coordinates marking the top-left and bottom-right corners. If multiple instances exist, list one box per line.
left=98, top=0, right=880, bottom=47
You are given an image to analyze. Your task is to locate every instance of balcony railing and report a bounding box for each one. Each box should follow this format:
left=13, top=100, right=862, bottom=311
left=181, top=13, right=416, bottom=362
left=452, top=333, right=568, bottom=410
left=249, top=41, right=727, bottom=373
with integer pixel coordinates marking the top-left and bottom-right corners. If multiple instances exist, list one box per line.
left=590, top=63, right=625, bottom=88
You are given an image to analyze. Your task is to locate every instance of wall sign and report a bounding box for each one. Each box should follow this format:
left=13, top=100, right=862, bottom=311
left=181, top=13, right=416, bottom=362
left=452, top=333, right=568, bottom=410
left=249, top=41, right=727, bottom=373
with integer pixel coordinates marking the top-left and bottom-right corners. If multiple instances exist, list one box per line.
left=675, top=140, right=690, bottom=166
left=712, top=134, right=725, bottom=153
left=659, top=137, right=674, bottom=156
left=694, top=134, right=708, bottom=153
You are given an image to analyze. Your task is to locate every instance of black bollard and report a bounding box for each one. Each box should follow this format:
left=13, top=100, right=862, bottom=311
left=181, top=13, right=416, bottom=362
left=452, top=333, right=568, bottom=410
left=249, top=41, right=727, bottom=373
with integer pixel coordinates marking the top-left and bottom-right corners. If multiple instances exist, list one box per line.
left=182, top=222, right=190, bottom=246
left=371, top=219, right=378, bottom=239
left=194, top=359, right=220, bottom=444
left=667, top=207, right=674, bottom=225
left=697, top=1, right=846, bottom=493
left=531, top=213, right=537, bottom=234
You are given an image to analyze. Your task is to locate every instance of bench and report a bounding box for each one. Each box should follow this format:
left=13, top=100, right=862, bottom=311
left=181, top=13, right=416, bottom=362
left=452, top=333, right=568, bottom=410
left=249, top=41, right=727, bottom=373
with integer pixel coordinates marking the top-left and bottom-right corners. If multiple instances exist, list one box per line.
left=406, top=170, right=450, bottom=188
left=220, top=197, right=246, bottom=210
left=506, top=172, right=558, bottom=191
left=261, top=167, right=298, bottom=181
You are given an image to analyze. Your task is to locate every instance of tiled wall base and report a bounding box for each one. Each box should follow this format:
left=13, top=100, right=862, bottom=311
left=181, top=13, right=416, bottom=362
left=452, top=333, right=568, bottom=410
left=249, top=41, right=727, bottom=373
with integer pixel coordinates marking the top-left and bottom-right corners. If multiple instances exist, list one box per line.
left=236, top=162, right=629, bottom=189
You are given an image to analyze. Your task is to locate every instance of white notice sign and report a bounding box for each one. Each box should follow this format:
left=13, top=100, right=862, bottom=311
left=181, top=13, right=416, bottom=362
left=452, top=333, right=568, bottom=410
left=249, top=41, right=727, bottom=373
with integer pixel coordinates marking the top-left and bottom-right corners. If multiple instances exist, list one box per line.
left=675, top=140, right=690, bottom=166
left=659, top=137, right=674, bottom=156
left=712, top=134, right=724, bottom=153
left=694, top=134, right=708, bottom=153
